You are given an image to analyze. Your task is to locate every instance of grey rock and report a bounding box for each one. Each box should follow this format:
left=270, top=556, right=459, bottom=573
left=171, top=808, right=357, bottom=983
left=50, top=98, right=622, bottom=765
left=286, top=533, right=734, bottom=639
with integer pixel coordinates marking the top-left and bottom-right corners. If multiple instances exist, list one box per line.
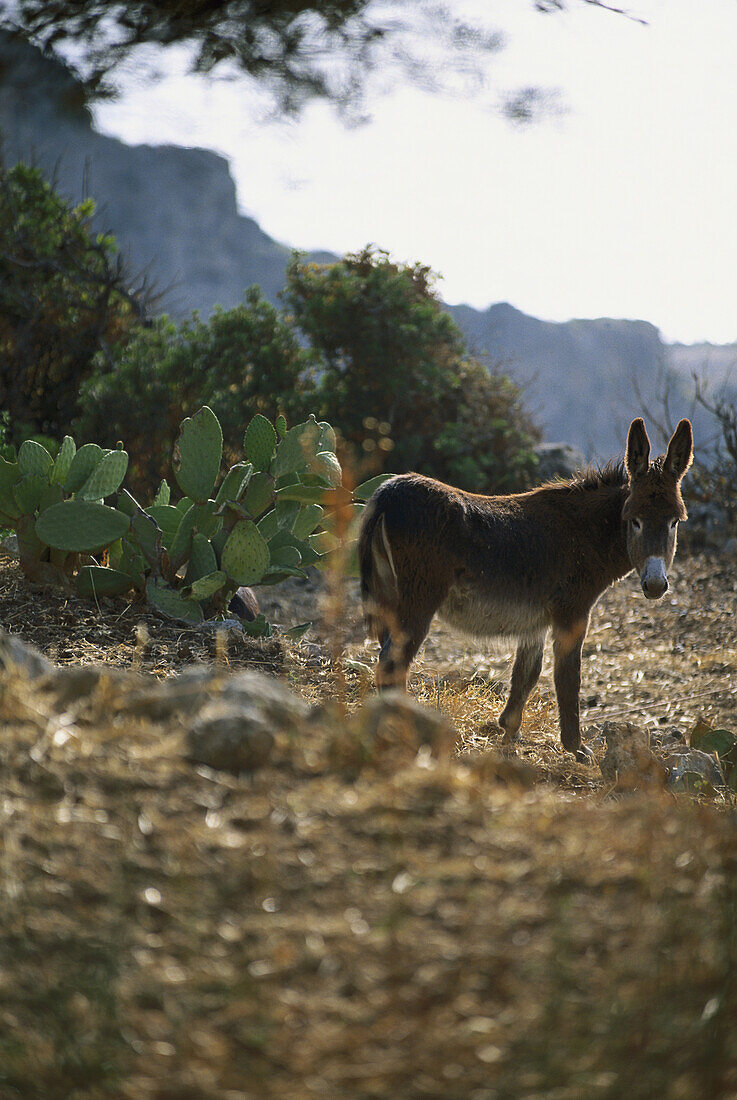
left=724, top=537, right=737, bottom=557
left=0, top=631, right=54, bottom=679
left=124, top=666, right=308, bottom=729
left=534, top=442, right=586, bottom=482
left=228, top=586, right=259, bottom=621
left=1, top=534, right=19, bottom=559
left=187, top=703, right=275, bottom=773
left=649, top=726, right=686, bottom=750
left=598, top=720, right=665, bottom=786
left=348, top=691, right=457, bottom=758
left=664, top=748, right=725, bottom=790
left=198, top=618, right=245, bottom=633
left=41, top=664, right=137, bottom=709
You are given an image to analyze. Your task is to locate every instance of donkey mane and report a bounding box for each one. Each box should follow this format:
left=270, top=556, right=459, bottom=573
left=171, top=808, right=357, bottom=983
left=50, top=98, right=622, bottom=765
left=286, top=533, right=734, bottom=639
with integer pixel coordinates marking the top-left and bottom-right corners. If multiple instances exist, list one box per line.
left=545, top=459, right=628, bottom=493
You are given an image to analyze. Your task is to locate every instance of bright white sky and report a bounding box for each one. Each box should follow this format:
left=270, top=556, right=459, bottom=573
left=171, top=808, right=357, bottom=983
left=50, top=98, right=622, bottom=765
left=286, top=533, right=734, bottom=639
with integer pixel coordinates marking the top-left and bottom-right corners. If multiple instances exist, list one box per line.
left=93, top=0, right=737, bottom=345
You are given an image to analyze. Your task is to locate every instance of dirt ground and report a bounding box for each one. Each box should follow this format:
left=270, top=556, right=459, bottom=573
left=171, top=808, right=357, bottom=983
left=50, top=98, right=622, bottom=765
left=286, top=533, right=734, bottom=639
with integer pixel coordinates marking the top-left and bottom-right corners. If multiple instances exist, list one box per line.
left=1, top=549, right=736, bottom=1098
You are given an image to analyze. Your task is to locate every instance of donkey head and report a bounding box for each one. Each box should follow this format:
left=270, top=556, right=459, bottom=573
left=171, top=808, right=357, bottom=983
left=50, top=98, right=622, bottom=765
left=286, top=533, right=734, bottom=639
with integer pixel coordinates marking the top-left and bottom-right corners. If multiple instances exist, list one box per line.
left=622, top=417, right=693, bottom=599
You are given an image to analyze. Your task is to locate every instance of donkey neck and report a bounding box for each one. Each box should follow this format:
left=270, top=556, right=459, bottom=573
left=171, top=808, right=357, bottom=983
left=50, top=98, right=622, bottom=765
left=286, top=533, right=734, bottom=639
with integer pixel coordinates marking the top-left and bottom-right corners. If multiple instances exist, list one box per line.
left=565, top=479, right=631, bottom=589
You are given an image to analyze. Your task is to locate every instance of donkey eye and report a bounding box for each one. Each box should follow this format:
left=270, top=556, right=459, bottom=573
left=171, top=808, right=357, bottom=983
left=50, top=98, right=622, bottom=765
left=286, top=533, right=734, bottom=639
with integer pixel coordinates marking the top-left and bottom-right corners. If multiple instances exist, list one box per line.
left=631, top=518, right=642, bottom=532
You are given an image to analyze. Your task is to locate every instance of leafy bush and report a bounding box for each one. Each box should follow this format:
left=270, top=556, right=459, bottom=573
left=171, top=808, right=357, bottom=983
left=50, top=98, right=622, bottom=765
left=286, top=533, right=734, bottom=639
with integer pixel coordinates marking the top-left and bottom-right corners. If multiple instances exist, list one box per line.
left=433, top=359, right=539, bottom=492
left=284, top=247, right=540, bottom=490
left=0, top=161, right=146, bottom=440
left=78, top=288, right=317, bottom=492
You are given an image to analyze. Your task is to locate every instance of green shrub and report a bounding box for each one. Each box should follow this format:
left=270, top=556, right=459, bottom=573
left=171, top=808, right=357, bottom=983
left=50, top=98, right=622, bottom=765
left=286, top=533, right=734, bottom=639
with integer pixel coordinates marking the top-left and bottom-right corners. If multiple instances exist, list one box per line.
left=79, top=288, right=317, bottom=493
left=0, top=161, right=145, bottom=440
left=284, top=247, right=540, bottom=491
left=432, top=359, right=539, bottom=492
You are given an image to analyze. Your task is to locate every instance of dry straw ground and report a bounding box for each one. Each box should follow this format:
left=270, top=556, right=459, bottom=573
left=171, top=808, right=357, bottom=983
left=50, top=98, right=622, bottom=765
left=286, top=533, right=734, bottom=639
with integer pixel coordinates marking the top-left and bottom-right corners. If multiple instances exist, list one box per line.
left=1, top=550, right=736, bottom=1099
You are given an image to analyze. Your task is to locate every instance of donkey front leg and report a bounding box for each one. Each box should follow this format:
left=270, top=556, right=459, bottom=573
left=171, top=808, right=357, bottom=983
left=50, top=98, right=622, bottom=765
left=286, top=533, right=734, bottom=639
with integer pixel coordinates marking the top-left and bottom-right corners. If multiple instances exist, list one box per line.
left=552, top=617, right=594, bottom=763
left=499, top=637, right=544, bottom=745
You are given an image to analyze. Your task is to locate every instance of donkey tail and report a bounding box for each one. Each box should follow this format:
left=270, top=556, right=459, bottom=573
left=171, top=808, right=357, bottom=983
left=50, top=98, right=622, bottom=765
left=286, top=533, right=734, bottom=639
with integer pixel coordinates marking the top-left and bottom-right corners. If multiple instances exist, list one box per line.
left=358, top=503, right=399, bottom=641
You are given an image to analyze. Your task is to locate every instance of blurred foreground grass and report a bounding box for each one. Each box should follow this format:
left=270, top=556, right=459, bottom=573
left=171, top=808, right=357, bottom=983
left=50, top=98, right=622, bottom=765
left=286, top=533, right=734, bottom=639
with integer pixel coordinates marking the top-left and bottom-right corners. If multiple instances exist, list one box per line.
left=1, top=658, right=735, bottom=1100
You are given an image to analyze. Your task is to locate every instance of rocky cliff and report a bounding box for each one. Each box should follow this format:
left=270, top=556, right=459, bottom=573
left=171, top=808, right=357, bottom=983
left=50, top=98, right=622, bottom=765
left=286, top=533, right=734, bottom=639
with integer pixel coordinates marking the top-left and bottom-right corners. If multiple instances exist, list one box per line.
left=0, top=32, right=333, bottom=314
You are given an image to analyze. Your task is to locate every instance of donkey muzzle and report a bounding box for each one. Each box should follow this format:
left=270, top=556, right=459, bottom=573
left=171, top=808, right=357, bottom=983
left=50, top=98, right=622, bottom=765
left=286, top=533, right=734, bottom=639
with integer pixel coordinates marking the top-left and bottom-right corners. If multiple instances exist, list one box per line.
left=640, top=556, right=668, bottom=599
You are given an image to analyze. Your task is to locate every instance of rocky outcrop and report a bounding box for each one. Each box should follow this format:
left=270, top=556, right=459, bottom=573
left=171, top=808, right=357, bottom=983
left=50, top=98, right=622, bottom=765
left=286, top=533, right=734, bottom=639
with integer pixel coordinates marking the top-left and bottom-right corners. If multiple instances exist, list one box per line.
left=0, top=32, right=326, bottom=315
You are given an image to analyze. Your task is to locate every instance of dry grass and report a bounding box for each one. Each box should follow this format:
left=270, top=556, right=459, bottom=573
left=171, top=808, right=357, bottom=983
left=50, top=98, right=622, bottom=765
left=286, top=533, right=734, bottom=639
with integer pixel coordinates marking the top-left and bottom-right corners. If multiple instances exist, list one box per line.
left=1, top=551, right=737, bottom=1098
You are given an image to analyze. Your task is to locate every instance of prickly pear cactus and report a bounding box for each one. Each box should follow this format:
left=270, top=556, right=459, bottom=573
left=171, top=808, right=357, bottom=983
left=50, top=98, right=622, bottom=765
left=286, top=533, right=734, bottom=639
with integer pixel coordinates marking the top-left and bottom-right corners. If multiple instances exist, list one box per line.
left=35, top=501, right=131, bottom=552
left=18, top=440, right=54, bottom=479
left=64, top=443, right=104, bottom=493
left=146, top=578, right=205, bottom=624
left=76, top=448, right=129, bottom=501
left=3, top=406, right=381, bottom=635
left=220, top=520, right=270, bottom=586
left=51, top=436, right=76, bottom=485
left=243, top=415, right=277, bottom=472
left=172, top=405, right=223, bottom=503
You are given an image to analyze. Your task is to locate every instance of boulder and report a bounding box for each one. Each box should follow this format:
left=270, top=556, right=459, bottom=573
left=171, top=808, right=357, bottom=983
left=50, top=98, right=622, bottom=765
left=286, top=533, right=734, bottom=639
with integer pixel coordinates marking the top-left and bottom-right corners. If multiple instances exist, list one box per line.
left=598, top=720, right=667, bottom=788
left=534, top=442, right=586, bottom=482
left=187, top=702, right=275, bottom=773
left=331, top=691, right=457, bottom=772
left=0, top=631, right=54, bottom=679
left=663, top=747, right=725, bottom=791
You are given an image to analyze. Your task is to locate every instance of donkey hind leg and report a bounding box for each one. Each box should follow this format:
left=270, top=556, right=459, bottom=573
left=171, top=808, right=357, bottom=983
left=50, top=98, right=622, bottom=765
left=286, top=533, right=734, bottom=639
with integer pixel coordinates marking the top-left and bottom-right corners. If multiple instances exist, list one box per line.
left=376, top=601, right=436, bottom=691
left=498, top=637, right=544, bottom=744
left=552, top=616, right=593, bottom=763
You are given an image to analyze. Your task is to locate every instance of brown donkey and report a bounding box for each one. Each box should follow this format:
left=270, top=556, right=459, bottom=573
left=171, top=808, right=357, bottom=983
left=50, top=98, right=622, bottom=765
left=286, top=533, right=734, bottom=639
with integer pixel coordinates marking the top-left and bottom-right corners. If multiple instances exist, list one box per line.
left=359, top=418, right=693, bottom=762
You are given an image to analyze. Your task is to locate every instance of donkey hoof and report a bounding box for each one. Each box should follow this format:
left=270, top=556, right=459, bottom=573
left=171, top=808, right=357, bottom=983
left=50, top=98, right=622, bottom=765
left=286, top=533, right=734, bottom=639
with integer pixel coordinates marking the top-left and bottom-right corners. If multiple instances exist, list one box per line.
left=575, top=744, right=595, bottom=765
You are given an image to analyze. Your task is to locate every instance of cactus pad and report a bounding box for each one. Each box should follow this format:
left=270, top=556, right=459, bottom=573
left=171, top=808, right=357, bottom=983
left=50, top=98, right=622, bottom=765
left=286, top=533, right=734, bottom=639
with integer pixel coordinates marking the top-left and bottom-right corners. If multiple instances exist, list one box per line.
left=244, top=415, right=277, bottom=472
left=18, top=440, right=54, bottom=479
left=52, top=436, right=76, bottom=485
left=272, top=417, right=322, bottom=477
left=221, top=520, right=270, bottom=585
left=145, top=504, right=182, bottom=550
left=242, top=472, right=274, bottom=519
left=215, top=463, right=253, bottom=505
left=168, top=504, right=196, bottom=573
left=153, top=479, right=171, bottom=506
left=292, top=504, right=324, bottom=539
left=172, top=405, right=223, bottom=502
left=77, top=448, right=129, bottom=501
left=13, top=474, right=47, bottom=515
left=76, top=567, right=134, bottom=598
left=274, top=483, right=330, bottom=505
left=353, top=473, right=393, bottom=501
left=183, top=570, right=227, bottom=602
left=64, top=443, right=104, bottom=493
left=35, top=500, right=130, bottom=552
left=185, top=532, right=218, bottom=584
left=146, top=578, right=205, bottom=624
left=317, top=422, right=337, bottom=453
left=192, top=501, right=221, bottom=539
left=310, top=450, right=342, bottom=487
left=268, top=544, right=302, bottom=570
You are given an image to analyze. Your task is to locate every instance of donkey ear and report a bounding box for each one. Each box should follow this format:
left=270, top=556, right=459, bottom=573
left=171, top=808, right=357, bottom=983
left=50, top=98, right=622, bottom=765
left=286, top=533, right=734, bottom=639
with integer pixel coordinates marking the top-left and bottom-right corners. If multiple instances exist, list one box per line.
left=625, top=418, right=650, bottom=480
left=664, top=418, right=694, bottom=480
